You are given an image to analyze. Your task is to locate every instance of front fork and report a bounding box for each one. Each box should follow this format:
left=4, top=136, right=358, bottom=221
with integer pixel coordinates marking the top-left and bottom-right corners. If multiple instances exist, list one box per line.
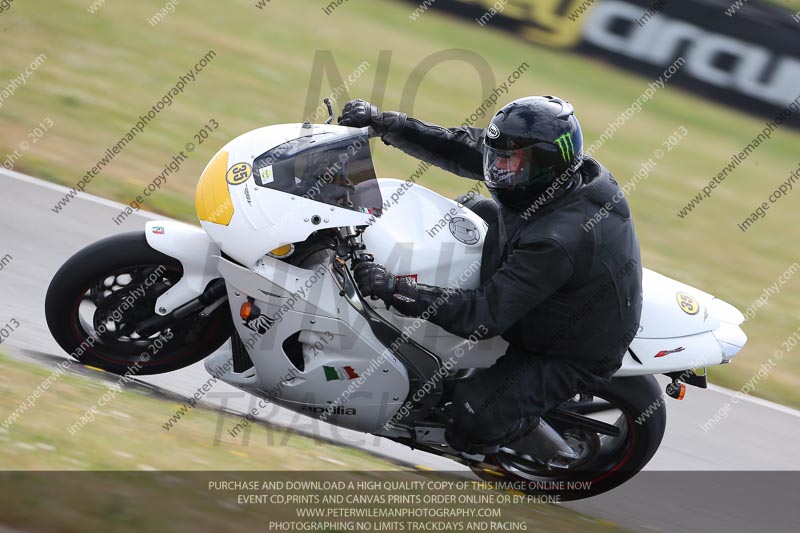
left=136, top=278, right=228, bottom=336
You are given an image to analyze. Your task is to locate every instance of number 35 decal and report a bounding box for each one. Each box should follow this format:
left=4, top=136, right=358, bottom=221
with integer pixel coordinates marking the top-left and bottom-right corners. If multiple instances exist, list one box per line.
left=226, top=162, right=251, bottom=185
left=676, top=291, right=699, bottom=315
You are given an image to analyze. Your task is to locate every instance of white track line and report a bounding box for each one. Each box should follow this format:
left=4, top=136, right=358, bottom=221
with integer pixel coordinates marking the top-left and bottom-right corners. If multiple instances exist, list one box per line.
left=5, top=168, right=800, bottom=419
left=1, top=168, right=161, bottom=219
left=706, top=383, right=800, bottom=418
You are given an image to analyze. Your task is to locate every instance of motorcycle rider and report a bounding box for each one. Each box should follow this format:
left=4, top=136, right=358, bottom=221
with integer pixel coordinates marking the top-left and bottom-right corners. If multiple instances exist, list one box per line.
left=339, top=96, right=643, bottom=454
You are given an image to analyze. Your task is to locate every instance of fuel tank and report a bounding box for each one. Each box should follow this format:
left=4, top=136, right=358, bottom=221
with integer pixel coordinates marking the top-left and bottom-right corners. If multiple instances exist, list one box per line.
left=363, top=179, right=487, bottom=289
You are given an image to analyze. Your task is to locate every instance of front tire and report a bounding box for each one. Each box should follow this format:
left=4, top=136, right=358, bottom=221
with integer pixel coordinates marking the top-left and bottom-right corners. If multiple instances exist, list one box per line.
left=45, top=231, right=231, bottom=375
left=472, top=375, right=667, bottom=501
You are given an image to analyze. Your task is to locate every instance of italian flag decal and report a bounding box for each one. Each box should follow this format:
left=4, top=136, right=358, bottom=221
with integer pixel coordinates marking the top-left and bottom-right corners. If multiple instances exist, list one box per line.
left=323, top=365, right=359, bottom=381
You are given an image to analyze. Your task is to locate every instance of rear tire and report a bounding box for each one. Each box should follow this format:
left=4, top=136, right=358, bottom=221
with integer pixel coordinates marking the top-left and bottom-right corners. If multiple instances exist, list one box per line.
left=472, top=375, right=666, bottom=501
left=45, top=231, right=231, bottom=375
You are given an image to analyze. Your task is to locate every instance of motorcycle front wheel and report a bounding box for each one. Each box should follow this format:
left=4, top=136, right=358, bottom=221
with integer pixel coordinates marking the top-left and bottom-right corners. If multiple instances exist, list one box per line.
left=45, top=231, right=231, bottom=375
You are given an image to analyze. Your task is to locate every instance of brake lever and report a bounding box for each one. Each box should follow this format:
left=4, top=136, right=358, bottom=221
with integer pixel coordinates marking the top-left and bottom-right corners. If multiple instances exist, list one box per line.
left=352, top=251, right=373, bottom=265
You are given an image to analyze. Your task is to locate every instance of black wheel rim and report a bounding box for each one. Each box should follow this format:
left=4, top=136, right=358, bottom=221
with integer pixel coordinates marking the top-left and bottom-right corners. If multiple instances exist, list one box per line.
left=68, top=263, right=224, bottom=366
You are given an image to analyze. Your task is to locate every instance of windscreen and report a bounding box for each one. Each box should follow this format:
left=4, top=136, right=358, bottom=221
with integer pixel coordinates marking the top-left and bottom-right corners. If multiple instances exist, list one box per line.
left=252, top=131, right=383, bottom=216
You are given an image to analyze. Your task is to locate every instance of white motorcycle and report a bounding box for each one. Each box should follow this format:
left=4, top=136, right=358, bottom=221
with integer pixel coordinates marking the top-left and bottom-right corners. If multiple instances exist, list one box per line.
left=45, top=103, right=747, bottom=500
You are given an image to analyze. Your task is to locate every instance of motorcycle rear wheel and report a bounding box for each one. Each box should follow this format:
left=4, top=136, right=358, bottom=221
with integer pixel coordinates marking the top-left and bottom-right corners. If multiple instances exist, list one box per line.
left=471, top=375, right=666, bottom=501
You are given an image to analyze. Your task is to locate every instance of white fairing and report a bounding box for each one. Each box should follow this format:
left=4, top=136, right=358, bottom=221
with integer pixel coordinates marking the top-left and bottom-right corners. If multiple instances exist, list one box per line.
left=199, top=124, right=375, bottom=268
left=637, top=269, right=719, bottom=338
left=617, top=269, right=747, bottom=375
left=205, top=255, right=410, bottom=432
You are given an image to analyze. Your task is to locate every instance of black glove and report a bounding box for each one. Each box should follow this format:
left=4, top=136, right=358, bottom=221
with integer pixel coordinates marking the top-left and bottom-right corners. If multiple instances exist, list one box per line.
left=353, top=261, right=422, bottom=313
left=354, top=261, right=396, bottom=300
left=338, top=99, right=407, bottom=136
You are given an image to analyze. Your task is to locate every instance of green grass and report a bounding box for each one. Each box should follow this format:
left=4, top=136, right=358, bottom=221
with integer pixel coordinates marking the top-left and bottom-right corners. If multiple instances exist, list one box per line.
left=766, top=0, right=800, bottom=11
left=1, top=0, right=799, bottom=407
left=0, top=353, right=396, bottom=471
left=0, top=354, right=627, bottom=531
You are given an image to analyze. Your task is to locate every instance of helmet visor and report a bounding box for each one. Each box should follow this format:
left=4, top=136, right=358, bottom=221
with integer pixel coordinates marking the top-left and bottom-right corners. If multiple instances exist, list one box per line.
left=483, top=146, right=533, bottom=189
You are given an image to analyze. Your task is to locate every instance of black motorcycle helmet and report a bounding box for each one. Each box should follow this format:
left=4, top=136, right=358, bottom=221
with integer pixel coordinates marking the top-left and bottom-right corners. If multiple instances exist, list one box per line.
left=484, top=96, right=583, bottom=208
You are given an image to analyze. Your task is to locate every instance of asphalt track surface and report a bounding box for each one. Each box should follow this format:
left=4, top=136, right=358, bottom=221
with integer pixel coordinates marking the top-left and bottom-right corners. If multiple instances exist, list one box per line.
left=1, top=169, right=798, bottom=532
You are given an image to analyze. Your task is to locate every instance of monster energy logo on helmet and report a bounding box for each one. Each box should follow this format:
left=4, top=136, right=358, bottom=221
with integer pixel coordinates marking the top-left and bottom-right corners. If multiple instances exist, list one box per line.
left=554, top=132, right=575, bottom=163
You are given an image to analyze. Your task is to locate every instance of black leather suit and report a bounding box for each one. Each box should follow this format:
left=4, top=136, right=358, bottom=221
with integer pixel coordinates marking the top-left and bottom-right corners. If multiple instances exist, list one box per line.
left=381, top=117, right=644, bottom=450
